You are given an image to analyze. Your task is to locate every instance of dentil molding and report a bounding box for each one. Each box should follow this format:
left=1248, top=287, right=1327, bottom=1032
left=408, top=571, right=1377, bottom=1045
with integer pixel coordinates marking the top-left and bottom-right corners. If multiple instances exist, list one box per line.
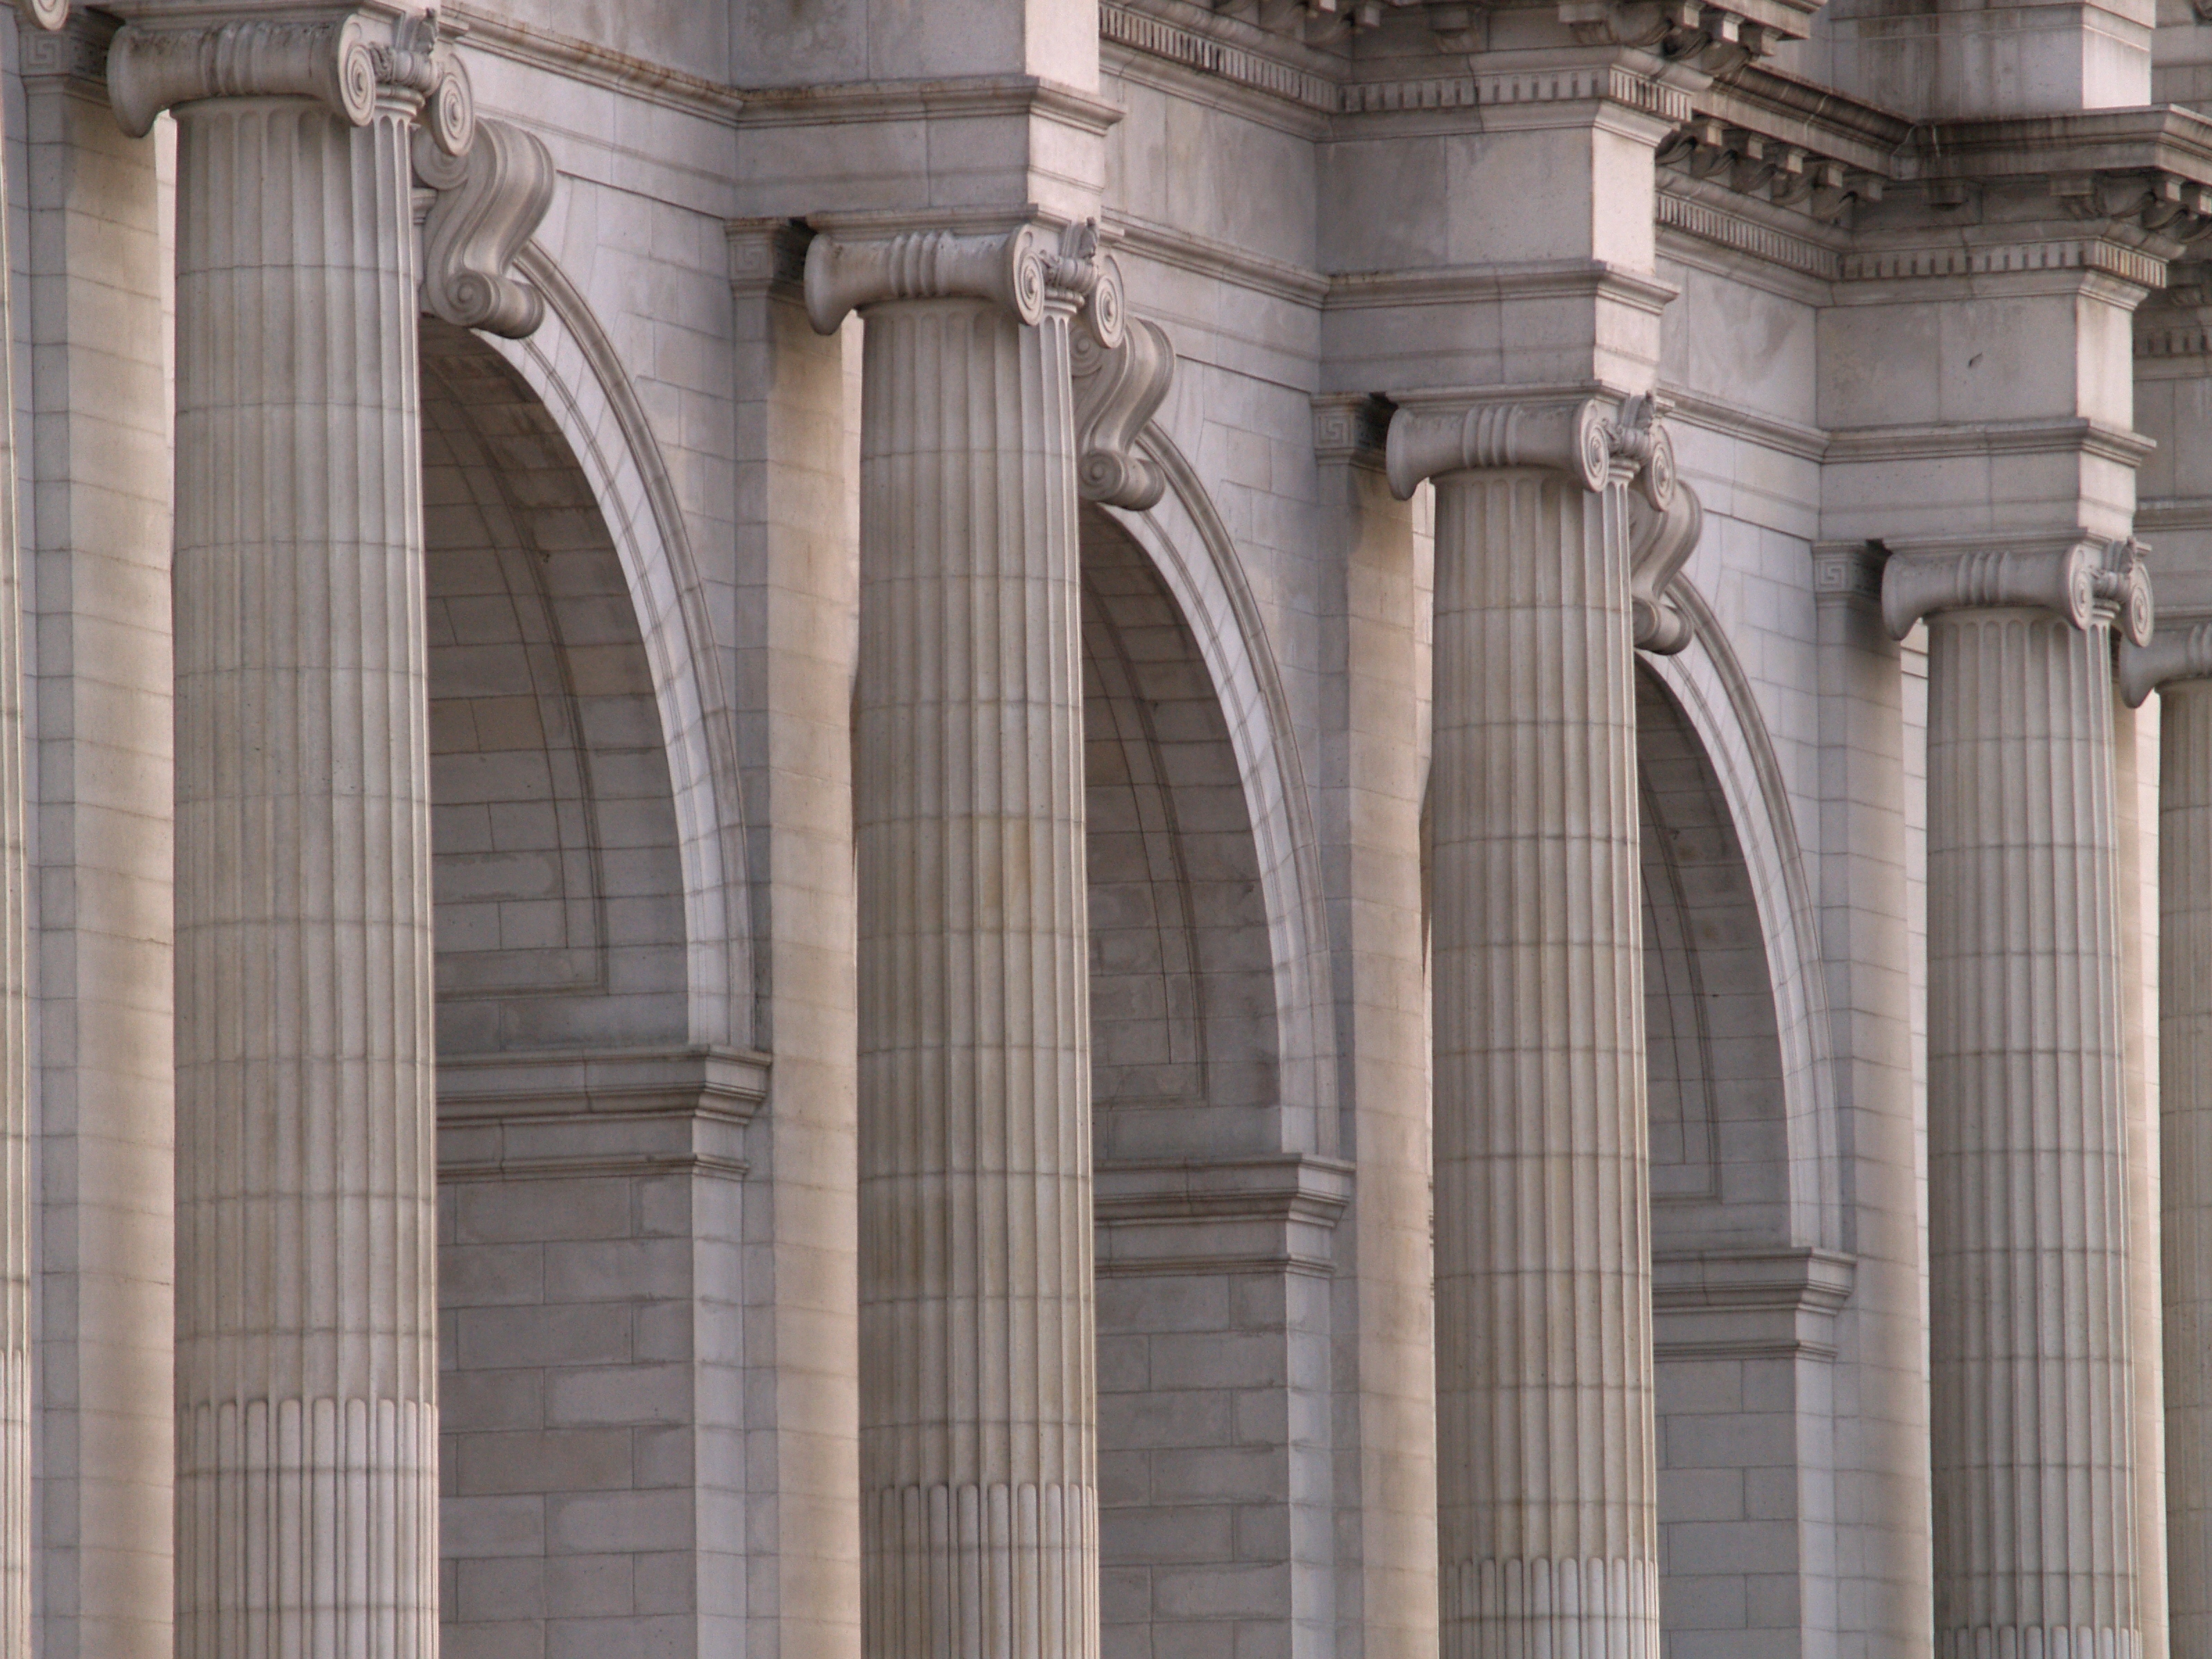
left=1882, top=536, right=2154, bottom=643
left=107, top=5, right=472, bottom=144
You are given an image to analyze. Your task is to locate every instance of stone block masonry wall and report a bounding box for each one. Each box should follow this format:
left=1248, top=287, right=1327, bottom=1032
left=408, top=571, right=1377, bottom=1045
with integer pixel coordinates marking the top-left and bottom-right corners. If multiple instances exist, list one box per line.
left=438, top=1051, right=759, bottom=1659
left=1097, top=1261, right=1336, bottom=1659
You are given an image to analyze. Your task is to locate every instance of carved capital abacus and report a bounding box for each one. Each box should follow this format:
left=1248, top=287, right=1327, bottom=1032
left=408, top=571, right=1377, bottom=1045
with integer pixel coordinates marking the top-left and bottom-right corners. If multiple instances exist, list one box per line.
left=2120, top=610, right=2212, bottom=707
left=803, top=218, right=1126, bottom=347
left=1072, top=316, right=1175, bottom=511
left=1385, top=390, right=1678, bottom=507
left=108, top=5, right=472, bottom=148
left=413, top=118, right=554, bottom=338
left=1881, top=536, right=2154, bottom=644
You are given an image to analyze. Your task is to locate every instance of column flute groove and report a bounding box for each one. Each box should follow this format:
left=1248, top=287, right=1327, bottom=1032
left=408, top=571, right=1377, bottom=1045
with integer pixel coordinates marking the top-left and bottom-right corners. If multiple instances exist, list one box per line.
left=809, top=218, right=1127, bottom=1659
left=1889, top=536, right=2154, bottom=1659
left=1389, top=391, right=1679, bottom=1659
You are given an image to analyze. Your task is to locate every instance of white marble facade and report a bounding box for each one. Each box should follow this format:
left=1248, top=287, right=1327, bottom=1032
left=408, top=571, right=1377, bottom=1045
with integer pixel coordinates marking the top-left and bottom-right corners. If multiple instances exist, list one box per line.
left=0, top=0, right=2209, bottom=1657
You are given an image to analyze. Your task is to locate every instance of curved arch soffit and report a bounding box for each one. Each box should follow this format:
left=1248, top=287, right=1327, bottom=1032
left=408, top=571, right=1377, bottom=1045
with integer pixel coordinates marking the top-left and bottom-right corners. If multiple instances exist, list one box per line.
left=1104, top=428, right=1338, bottom=1150
left=477, top=241, right=754, bottom=1051
left=1641, top=578, right=1841, bottom=1252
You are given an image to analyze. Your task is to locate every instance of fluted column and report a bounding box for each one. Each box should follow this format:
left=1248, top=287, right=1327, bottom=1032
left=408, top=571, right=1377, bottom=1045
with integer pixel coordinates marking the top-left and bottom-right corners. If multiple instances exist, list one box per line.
left=2122, top=616, right=2212, bottom=1655
left=1389, top=392, right=1679, bottom=1659
left=105, top=12, right=476, bottom=1655
left=0, top=4, right=70, bottom=1648
left=806, top=220, right=1122, bottom=1659
left=1886, top=537, right=2154, bottom=1659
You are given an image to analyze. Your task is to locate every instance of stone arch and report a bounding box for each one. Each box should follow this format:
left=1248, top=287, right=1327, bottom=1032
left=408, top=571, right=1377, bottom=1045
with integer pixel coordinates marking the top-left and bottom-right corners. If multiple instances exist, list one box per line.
left=425, top=314, right=763, bottom=1659
left=1627, top=613, right=1850, bottom=1659
left=1084, top=506, right=1280, bottom=1162
left=1638, top=664, right=1793, bottom=1250
left=1640, top=581, right=1841, bottom=1252
left=469, top=242, right=753, bottom=1051
left=1080, top=499, right=1342, bottom=1659
left=419, top=320, right=692, bottom=1053
left=1098, top=429, right=1337, bottom=1156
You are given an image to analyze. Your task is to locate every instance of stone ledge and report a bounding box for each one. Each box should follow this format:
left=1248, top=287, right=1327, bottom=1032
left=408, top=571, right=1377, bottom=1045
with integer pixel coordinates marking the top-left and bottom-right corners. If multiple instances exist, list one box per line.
left=438, top=1045, right=770, bottom=1182
left=1094, top=1153, right=1353, bottom=1278
left=1652, top=1246, right=1857, bottom=1361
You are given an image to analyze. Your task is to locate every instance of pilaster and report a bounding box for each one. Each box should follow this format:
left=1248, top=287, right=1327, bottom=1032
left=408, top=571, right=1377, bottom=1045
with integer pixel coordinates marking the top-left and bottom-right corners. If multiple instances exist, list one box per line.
left=727, top=214, right=863, bottom=1659
left=1808, top=540, right=1935, bottom=1659
left=1308, top=393, right=1438, bottom=1659
left=18, top=10, right=174, bottom=1658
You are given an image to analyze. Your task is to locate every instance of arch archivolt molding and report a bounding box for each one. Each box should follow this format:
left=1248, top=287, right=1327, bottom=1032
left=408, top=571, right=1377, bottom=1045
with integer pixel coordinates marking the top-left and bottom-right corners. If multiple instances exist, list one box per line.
left=1100, top=428, right=1340, bottom=1154
left=1641, top=578, right=1842, bottom=1252
left=479, top=239, right=756, bottom=1053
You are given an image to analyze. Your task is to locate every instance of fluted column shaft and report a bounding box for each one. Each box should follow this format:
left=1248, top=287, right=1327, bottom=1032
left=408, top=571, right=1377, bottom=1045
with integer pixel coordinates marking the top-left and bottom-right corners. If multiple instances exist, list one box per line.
left=1915, top=589, right=2140, bottom=1657
left=1429, top=464, right=1658, bottom=1659
left=2152, top=669, right=2212, bottom=1653
left=854, top=293, right=1097, bottom=1659
left=169, top=93, right=436, bottom=1658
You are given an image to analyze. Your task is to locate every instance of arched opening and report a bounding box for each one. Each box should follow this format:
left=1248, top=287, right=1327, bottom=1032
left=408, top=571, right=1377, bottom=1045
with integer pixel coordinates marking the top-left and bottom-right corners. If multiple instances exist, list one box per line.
left=1084, top=506, right=1337, bottom=1659
left=1636, top=664, right=1844, bottom=1659
left=424, top=320, right=752, bottom=1658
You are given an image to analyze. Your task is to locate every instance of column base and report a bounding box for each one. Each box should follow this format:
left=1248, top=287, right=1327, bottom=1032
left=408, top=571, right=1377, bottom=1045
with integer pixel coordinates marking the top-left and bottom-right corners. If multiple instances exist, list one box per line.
left=1938, top=1629, right=2142, bottom=1659
left=1443, top=1554, right=1658, bottom=1659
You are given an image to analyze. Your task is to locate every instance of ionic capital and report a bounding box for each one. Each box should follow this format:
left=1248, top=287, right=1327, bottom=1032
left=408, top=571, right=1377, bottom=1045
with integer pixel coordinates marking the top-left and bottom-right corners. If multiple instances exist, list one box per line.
left=108, top=6, right=473, bottom=151
left=413, top=117, right=553, bottom=338
left=803, top=217, right=1125, bottom=345
left=1630, top=479, right=1704, bottom=653
left=1073, top=316, right=1175, bottom=511
left=2120, top=610, right=2212, bottom=706
left=1384, top=390, right=1677, bottom=507
left=1881, top=536, right=2153, bottom=644
left=15, top=0, right=68, bottom=33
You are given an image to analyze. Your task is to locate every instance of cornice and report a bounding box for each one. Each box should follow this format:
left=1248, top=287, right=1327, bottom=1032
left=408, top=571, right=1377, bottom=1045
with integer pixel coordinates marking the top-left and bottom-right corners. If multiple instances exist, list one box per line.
left=1100, top=0, right=1691, bottom=125
left=1661, top=385, right=1830, bottom=461
left=2138, top=304, right=2212, bottom=356
left=1324, top=257, right=1677, bottom=313
left=1336, top=58, right=1693, bottom=126
left=1105, top=209, right=1331, bottom=304
left=1657, top=179, right=1842, bottom=280
left=1697, top=62, right=1912, bottom=175
left=447, top=2, right=742, bottom=123
left=1903, top=105, right=2212, bottom=187
left=1100, top=1, right=1336, bottom=113
left=1836, top=235, right=2168, bottom=290
left=1825, top=416, right=2157, bottom=468
left=738, top=74, right=1123, bottom=135
left=2138, top=499, right=2212, bottom=534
